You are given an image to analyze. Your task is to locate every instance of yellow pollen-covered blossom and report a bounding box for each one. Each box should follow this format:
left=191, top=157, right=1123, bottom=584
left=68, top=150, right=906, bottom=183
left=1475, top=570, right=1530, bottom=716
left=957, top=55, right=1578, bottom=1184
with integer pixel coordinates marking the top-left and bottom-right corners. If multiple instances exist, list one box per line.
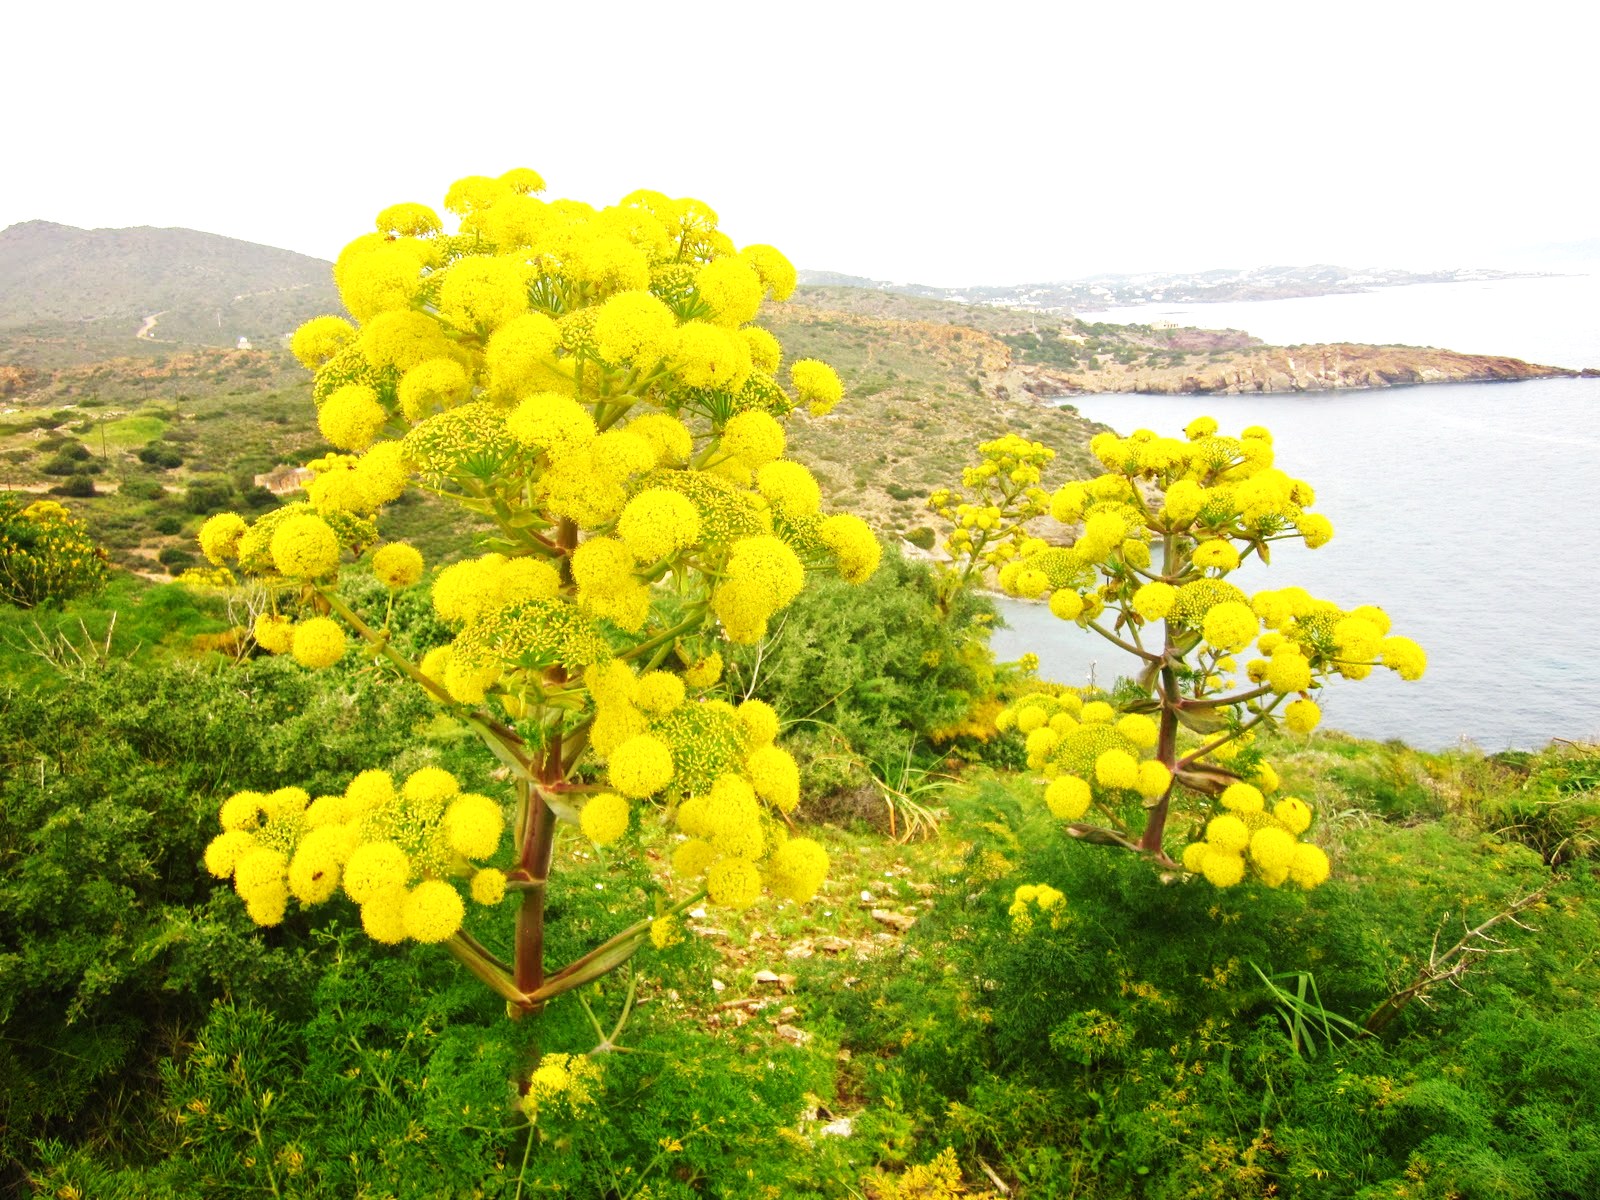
left=438, top=255, right=529, bottom=332
left=625, top=413, right=694, bottom=466
left=650, top=915, right=683, bottom=949
left=1297, top=513, right=1334, bottom=548
left=1050, top=590, right=1085, bottom=621
left=403, top=766, right=460, bottom=806
left=397, top=358, right=470, bottom=420
left=372, top=543, right=424, bottom=588
left=1249, top=825, right=1297, bottom=875
left=291, top=617, right=346, bottom=668
left=818, top=514, right=881, bottom=584
left=696, top=256, right=764, bottom=326
left=634, top=671, right=686, bottom=714
left=403, top=880, right=465, bottom=943
left=790, top=359, right=843, bottom=415
left=252, top=613, right=294, bottom=654
left=1136, top=760, right=1172, bottom=799
left=1267, top=649, right=1313, bottom=694
left=1380, top=636, right=1427, bottom=681
left=1116, top=714, right=1158, bottom=749
left=671, top=321, right=750, bottom=391
left=707, top=857, right=763, bottom=910
left=1201, top=851, right=1246, bottom=888
left=1131, top=582, right=1176, bottom=621
left=731, top=702, right=776, bottom=749
left=1193, top=539, right=1241, bottom=572
left=740, top=243, right=798, bottom=300
left=672, top=838, right=717, bottom=880
left=1202, top=602, right=1258, bottom=652
left=360, top=888, right=408, bottom=944
left=291, top=315, right=358, bottom=370
left=1220, top=783, right=1265, bottom=813
left=746, top=744, right=800, bottom=812
left=756, top=460, right=821, bottom=518
left=376, top=202, right=442, bottom=238
left=1079, top=701, right=1114, bottom=725
left=722, top=410, right=785, bottom=466
left=198, top=512, right=248, bottom=565
left=683, top=652, right=723, bottom=688
left=617, top=488, right=702, bottom=562
left=287, top=842, right=341, bottom=905
left=768, top=837, right=829, bottom=903
left=204, top=829, right=255, bottom=877
left=1095, top=749, right=1140, bottom=791
left=319, top=383, right=389, bottom=452
left=1162, top=478, right=1206, bottom=524
left=592, top=290, right=676, bottom=367
left=608, top=735, right=675, bottom=798
left=741, top=326, right=783, bottom=373
left=1273, top=797, right=1313, bottom=835
left=1288, top=843, right=1331, bottom=888
left=443, top=793, right=504, bottom=858
left=270, top=513, right=341, bottom=579
left=343, top=841, right=410, bottom=905
left=484, top=313, right=562, bottom=399
left=506, top=392, right=596, bottom=460
left=470, top=868, right=507, bottom=906
left=1284, top=698, right=1322, bottom=734
left=1044, top=775, right=1092, bottom=820
left=580, top=792, right=631, bottom=845
left=1203, top=819, right=1254, bottom=857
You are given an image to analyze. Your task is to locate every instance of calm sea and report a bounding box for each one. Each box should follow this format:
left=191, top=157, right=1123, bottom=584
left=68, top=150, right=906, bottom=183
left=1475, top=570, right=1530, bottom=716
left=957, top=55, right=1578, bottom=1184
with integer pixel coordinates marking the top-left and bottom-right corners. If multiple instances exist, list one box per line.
left=989, top=273, right=1600, bottom=751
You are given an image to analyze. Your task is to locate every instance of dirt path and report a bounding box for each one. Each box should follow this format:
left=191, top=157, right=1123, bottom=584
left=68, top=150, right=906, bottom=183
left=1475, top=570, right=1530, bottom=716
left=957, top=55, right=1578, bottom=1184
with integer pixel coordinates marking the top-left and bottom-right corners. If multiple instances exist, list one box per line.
left=135, top=311, right=168, bottom=340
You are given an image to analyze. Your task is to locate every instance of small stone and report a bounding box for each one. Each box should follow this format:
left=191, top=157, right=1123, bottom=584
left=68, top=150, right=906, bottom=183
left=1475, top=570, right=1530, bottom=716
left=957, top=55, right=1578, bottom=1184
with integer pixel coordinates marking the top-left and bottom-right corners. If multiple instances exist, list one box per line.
left=711, top=978, right=726, bottom=993
left=871, top=908, right=917, bottom=932
left=820, top=1117, right=854, bottom=1137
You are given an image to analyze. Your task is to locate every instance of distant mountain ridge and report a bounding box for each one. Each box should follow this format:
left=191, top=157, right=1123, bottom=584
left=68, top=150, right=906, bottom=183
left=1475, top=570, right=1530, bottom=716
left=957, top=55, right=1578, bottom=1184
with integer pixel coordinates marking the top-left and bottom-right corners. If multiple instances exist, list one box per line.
left=797, top=264, right=1533, bottom=314
left=0, top=220, right=341, bottom=349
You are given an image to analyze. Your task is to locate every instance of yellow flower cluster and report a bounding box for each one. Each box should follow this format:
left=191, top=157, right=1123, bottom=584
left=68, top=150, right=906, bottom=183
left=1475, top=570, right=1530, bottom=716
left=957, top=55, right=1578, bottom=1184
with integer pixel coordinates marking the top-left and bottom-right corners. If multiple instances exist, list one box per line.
left=579, top=659, right=820, bottom=909
left=1008, top=882, right=1068, bottom=933
left=204, top=767, right=505, bottom=943
left=520, top=1051, right=601, bottom=1124
left=997, top=692, right=1171, bottom=821
left=1180, top=783, right=1329, bottom=889
left=201, top=502, right=376, bottom=581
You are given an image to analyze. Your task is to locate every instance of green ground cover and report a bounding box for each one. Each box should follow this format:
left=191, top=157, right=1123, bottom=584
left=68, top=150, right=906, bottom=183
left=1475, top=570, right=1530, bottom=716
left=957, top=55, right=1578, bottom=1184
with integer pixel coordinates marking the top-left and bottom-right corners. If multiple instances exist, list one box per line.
left=2, top=569, right=1596, bottom=1199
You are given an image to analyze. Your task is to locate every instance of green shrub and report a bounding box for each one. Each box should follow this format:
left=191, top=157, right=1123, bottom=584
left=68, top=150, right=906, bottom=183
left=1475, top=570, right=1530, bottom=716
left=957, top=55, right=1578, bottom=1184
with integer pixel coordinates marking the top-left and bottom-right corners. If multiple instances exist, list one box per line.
left=809, top=779, right=1600, bottom=1199
left=49, top=474, right=98, bottom=498
left=183, top=476, right=235, bottom=515
left=0, top=656, right=446, bottom=1176
left=726, top=549, right=997, bottom=772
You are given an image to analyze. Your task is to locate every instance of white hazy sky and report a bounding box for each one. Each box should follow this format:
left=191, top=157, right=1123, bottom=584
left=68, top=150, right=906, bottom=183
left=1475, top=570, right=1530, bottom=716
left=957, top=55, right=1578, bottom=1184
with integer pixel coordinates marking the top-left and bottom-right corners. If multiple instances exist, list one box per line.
left=9, top=1, right=1597, bottom=286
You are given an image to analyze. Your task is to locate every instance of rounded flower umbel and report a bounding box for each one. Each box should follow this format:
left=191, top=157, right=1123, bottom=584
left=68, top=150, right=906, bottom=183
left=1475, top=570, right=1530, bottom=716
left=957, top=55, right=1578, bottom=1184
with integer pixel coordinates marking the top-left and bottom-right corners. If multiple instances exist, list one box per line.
left=969, top=418, right=1425, bottom=890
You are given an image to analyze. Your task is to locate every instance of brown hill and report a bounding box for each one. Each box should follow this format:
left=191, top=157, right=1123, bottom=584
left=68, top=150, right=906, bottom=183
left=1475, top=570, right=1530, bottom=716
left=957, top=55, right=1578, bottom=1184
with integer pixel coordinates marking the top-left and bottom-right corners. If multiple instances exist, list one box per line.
left=0, top=221, right=342, bottom=354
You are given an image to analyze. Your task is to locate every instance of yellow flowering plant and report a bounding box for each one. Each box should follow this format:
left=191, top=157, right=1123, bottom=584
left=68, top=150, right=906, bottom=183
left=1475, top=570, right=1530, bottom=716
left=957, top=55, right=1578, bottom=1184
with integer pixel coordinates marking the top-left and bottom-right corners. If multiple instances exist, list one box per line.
left=937, top=418, right=1426, bottom=889
left=0, top=494, right=109, bottom=608
left=197, top=172, right=878, bottom=1029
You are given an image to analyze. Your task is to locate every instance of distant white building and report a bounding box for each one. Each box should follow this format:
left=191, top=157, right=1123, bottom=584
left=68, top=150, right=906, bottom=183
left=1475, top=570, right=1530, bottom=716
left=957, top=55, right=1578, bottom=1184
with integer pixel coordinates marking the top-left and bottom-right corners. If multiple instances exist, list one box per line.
left=236, top=336, right=253, bottom=351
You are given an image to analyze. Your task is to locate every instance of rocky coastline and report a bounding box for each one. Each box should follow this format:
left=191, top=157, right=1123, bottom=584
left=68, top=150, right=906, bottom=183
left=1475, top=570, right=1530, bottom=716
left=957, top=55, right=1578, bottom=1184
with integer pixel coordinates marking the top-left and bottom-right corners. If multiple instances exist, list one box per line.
left=1007, top=343, right=1584, bottom=398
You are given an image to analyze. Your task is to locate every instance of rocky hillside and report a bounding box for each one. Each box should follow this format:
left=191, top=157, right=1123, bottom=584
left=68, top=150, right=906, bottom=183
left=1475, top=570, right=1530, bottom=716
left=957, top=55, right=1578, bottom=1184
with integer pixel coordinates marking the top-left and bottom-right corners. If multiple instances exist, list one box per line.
left=0, top=221, right=342, bottom=352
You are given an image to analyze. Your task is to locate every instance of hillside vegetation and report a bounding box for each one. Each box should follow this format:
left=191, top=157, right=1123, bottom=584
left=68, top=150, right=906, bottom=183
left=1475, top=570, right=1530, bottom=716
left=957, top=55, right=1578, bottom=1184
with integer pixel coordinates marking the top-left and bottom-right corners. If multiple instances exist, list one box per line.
left=0, top=221, right=341, bottom=354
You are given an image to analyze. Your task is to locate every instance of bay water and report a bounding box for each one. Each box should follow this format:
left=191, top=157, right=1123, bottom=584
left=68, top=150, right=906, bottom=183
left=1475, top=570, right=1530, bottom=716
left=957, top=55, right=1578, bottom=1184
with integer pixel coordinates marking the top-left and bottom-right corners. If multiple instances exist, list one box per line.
left=989, top=274, right=1600, bottom=751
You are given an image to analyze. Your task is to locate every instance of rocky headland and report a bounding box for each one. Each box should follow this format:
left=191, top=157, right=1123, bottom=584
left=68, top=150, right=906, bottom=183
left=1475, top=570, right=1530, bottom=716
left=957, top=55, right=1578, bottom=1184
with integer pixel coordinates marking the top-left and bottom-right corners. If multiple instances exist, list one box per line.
left=1005, top=343, right=1580, bottom=398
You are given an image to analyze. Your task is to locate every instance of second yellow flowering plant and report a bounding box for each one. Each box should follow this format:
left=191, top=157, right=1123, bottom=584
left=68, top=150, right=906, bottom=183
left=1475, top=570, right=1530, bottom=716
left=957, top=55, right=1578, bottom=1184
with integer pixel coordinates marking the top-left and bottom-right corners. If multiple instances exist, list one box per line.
left=195, top=171, right=879, bottom=1027
left=934, top=420, right=1426, bottom=890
